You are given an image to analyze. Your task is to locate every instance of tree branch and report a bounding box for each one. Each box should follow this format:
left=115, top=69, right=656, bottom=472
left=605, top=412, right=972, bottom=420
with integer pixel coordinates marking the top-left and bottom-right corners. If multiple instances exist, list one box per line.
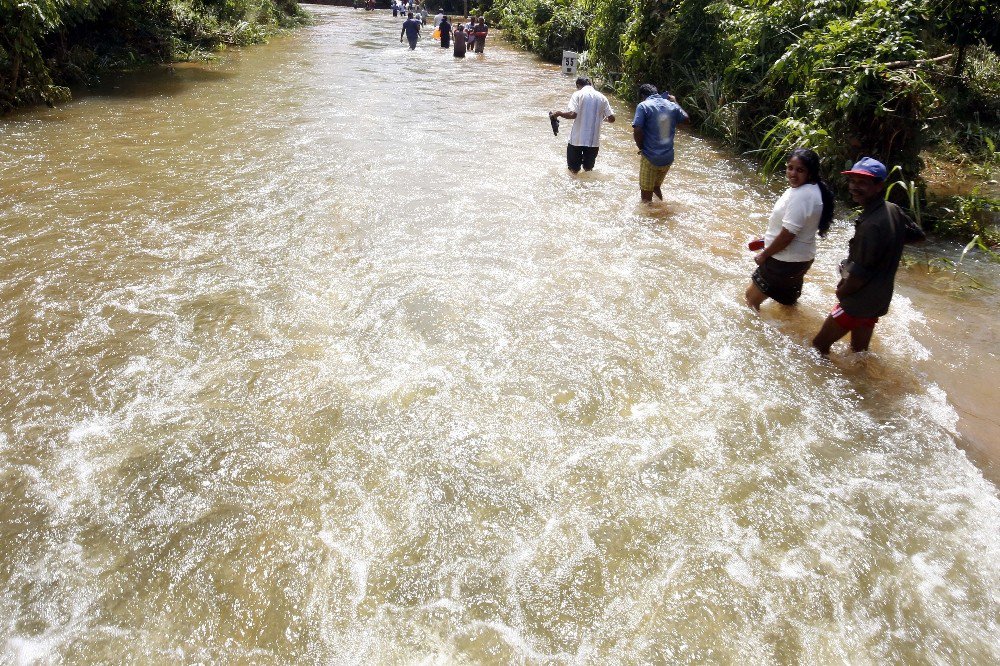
left=816, top=53, right=954, bottom=73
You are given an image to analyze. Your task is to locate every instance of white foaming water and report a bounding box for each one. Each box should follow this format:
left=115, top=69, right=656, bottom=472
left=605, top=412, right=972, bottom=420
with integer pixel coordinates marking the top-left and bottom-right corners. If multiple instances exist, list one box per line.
left=1, top=5, right=999, bottom=663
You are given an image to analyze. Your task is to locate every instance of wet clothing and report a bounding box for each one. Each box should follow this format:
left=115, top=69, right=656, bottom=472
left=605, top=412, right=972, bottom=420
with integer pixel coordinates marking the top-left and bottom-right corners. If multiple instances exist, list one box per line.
left=473, top=22, right=488, bottom=53
left=638, top=156, right=670, bottom=191
left=831, top=303, right=879, bottom=330
left=401, top=18, right=421, bottom=48
left=453, top=29, right=466, bottom=57
left=567, top=145, right=599, bottom=172
left=764, top=184, right=823, bottom=263
left=566, top=85, right=613, bottom=148
left=440, top=19, right=451, bottom=47
left=564, top=85, right=613, bottom=172
left=752, top=257, right=814, bottom=306
left=750, top=183, right=824, bottom=305
left=632, top=94, right=689, bottom=168
left=839, top=200, right=925, bottom=318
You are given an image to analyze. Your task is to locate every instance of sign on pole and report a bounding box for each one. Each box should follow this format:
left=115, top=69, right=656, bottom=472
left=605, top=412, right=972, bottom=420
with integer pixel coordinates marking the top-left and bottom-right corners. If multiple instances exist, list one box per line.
left=562, top=51, right=578, bottom=76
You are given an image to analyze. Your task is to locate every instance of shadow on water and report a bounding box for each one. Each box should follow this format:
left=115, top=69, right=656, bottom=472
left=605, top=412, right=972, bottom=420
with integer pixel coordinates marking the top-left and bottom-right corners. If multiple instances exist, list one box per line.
left=0, top=64, right=235, bottom=122
left=78, top=64, right=237, bottom=100
left=572, top=170, right=616, bottom=183
left=636, top=202, right=681, bottom=226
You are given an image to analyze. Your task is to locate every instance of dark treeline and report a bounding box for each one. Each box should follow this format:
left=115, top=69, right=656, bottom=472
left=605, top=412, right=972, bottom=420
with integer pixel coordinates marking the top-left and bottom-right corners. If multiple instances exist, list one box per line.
left=1, top=0, right=306, bottom=113
left=484, top=0, right=1000, bottom=241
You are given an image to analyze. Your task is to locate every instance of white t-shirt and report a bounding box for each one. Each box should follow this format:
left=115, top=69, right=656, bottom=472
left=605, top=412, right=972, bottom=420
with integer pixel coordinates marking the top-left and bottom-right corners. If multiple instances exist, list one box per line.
left=568, top=86, right=613, bottom=148
left=764, top=183, right=823, bottom=262
left=434, top=12, right=443, bottom=26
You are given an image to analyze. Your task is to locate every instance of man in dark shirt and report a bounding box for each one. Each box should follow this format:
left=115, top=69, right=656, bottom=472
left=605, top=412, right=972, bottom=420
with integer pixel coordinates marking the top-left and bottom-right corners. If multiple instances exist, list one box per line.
left=812, top=157, right=925, bottom=355
left=400, top=12, right=421, bottom=49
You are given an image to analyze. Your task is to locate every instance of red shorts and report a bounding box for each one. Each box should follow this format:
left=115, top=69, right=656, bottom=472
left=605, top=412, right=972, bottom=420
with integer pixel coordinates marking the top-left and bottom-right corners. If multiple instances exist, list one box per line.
left=831, top=303, right=878, bottom=330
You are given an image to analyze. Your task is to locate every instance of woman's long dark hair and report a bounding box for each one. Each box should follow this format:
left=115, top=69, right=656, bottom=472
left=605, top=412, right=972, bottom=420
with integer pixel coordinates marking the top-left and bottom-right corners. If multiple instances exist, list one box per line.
left=788, top=147, right=834, bottom=238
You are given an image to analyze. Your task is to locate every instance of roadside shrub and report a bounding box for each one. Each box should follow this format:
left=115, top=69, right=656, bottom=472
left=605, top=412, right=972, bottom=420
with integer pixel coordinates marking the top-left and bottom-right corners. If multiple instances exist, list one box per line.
left=0, top=0, right=305, bottom=113
left=493, top=0, right=586, bottom=62
left=762, top=0, right=939, bottom=174
left=963, top=43, right=1000, bottom=119
left=928, top=191, right=1000, bottom=246
left=0, top=0, right=71, bottom=110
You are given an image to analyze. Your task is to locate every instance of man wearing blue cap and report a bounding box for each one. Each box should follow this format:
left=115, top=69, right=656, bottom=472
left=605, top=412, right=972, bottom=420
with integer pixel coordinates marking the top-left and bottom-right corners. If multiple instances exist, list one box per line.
left=812, top=157, right=925, bottom=355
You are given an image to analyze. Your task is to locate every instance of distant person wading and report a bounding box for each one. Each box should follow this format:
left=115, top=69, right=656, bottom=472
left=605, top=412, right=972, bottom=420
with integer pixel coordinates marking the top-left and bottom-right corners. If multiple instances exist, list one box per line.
left=465, top=15, right=476, bottom=52
left=473, top=16, right=488, bottom=54
left=453, top=23, right=466, bottom=58
left=400, top=11, right=421, bottom=49
left=439, top=15, right=451, bottom=49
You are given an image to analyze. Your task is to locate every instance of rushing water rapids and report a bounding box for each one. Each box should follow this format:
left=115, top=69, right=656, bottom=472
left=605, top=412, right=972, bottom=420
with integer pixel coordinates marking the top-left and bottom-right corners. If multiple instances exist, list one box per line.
left=2, top=6, right=1000, bottom=663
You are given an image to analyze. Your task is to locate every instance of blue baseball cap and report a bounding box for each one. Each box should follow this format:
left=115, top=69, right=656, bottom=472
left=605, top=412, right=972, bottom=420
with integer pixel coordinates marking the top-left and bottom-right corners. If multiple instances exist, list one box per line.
left=841, top=157, right=887, bottom=181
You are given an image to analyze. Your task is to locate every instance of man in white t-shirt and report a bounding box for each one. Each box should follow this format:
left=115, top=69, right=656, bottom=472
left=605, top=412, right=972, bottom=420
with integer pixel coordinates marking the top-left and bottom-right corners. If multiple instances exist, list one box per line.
left=549, top=77, right=615, bottom=173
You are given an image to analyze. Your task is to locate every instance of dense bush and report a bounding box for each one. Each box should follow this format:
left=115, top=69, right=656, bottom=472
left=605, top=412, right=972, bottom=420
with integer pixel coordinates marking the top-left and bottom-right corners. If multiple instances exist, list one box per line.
left=1, top=0, right=305, bottom=113
left=490, top=0, right=587, bottom=62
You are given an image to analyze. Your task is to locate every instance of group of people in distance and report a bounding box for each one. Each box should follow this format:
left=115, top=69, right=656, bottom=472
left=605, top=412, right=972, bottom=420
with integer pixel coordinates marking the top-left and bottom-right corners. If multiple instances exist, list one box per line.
left=549, top=77, right=926, bottom=356
left=398, top=6, right=488, bottom=56
left=391, top=0, right=424, bottom=19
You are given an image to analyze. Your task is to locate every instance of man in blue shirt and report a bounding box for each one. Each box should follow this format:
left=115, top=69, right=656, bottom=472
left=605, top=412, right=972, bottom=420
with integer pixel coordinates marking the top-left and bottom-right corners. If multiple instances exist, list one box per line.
left=400, top=12, right=421, bottom=49
left=632, top=83, right=690, bottom=202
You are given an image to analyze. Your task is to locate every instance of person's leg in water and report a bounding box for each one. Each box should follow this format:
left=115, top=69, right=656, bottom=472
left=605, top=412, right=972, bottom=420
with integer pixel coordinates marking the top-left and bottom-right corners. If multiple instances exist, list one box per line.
left=813, top=306, right=878, bottom=355
left=581, top=146, right=599, bottom=172
left=812, top=316, right=850, bottom=355
left=408, top=35, right=417, bottom=49
left=745, top=283, right=768, bottom=311
left=848, top=325, right=874, bottom=353
left=639, top=183, right=665, bottom=202
left=639, top=156, right=668, bottom=202
left=566, top=145, right=584, bottom=174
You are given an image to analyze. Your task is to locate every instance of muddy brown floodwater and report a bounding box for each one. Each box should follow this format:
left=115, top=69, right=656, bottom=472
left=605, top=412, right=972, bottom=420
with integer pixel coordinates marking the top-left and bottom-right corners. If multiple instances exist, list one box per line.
left=2, top=6, right=999, bottom=663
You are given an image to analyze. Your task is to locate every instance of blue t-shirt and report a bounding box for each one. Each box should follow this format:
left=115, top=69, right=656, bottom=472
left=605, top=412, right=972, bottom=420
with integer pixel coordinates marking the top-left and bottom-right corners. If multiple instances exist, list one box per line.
left=632, top=94, right=689, bottom=167
left=402, top=18, right=421, bottom=40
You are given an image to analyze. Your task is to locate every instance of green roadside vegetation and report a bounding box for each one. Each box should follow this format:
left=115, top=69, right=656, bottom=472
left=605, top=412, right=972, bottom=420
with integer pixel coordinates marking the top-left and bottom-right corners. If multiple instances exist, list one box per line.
left=485, top=0, right=1000, bottom=245
left=1, top=0, right=307, bottom=113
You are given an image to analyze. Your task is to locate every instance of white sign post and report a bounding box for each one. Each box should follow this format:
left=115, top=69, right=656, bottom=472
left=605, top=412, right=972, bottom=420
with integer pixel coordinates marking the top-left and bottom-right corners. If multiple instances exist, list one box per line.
left=562, top=51, right=578, bottom=76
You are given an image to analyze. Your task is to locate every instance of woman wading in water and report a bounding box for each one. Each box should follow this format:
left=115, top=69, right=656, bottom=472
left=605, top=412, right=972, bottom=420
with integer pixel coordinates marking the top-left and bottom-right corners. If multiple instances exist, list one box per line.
left=453, top=23, right=466, bottom=58
left=745, top=148, right=834, bottom=311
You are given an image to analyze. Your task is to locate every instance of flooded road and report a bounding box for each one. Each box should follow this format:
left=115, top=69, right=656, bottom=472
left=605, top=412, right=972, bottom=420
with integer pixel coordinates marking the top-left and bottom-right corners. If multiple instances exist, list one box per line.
left=2, top=6, right=999, bottom=662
